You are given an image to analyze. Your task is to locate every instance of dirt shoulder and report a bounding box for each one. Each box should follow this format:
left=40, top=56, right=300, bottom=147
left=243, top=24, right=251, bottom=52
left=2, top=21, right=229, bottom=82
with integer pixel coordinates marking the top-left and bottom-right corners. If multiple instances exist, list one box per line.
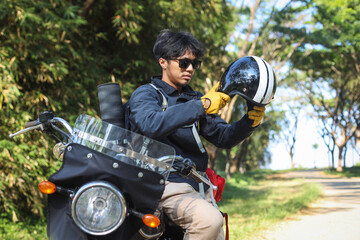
left=258, top=169, right=360, bottom=240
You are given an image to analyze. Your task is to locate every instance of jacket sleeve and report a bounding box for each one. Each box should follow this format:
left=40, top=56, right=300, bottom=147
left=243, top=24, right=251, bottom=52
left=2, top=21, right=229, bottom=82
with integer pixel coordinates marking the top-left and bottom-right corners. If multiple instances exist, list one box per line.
left=128, top=85, right=206, bottom=139
left=199, top=113, right=256, bottom=149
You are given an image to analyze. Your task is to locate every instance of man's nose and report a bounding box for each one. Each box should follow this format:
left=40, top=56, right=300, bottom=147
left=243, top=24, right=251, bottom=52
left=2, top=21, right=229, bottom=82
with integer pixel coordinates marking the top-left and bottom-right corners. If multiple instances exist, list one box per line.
left=186, top=63, right=194, bottom=72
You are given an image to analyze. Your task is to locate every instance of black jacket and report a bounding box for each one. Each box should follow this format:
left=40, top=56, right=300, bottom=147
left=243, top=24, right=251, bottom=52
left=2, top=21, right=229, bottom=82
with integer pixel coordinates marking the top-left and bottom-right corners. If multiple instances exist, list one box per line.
left=128, top=76, right=255, bottom=190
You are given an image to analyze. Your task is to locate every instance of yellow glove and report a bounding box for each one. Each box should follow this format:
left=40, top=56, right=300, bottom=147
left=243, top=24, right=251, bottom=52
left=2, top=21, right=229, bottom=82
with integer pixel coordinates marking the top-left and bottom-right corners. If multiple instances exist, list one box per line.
left=247, top=104, right=265, bottom=127
left=201, top=82, right=230, bottom=114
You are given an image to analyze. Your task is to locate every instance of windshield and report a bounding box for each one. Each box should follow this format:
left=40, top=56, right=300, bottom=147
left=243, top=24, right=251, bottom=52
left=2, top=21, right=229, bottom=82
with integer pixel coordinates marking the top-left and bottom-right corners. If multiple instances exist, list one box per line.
left=72, top=114, right=175, bottom=180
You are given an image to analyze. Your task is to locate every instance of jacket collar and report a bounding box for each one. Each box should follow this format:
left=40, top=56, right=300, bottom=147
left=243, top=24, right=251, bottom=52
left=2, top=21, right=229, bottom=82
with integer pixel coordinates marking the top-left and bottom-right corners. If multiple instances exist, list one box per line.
left=151, top=76, right=196, bottom=96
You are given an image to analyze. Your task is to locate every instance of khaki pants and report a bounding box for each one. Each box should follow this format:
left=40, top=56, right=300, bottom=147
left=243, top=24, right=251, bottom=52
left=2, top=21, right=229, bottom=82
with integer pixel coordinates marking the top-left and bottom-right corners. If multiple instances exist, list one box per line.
left=158, top=182, right=225, bottom=240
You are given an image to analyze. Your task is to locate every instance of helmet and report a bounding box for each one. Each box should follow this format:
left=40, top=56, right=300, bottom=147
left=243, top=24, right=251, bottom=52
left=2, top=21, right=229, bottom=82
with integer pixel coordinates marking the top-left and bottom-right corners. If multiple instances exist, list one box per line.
left=218, top=56, right=276, bottom=106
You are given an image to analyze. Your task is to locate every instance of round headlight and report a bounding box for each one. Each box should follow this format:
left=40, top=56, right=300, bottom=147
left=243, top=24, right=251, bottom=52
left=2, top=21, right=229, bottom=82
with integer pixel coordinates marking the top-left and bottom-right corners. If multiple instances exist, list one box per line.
left=71, top=181, right=127, bottom=235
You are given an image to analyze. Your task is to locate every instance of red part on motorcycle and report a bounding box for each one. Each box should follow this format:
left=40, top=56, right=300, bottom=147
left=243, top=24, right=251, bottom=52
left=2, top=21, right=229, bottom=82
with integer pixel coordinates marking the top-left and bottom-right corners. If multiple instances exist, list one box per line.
left=206, top=168, right=226, bottom=202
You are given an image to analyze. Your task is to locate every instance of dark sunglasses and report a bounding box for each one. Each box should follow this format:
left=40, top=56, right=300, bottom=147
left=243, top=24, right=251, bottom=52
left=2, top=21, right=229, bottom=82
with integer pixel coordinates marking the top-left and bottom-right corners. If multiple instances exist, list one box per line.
left=167, top=58, right=202, bottom=70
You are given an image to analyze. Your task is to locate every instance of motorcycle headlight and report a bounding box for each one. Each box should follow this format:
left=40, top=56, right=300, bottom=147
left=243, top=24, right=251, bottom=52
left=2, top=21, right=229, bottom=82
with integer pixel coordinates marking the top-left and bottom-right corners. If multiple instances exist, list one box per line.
left=71, top=181, right=127, bottom=235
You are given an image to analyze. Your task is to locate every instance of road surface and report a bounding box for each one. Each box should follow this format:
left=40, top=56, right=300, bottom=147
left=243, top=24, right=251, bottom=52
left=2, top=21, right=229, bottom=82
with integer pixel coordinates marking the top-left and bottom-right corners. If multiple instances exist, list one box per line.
left=260, top=170, right=360, bottom=240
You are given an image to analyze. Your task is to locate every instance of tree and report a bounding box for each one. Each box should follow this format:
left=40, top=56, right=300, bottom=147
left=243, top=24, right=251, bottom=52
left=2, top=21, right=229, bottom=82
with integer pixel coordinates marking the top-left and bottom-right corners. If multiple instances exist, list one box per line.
left=206, top=0, right=312, bottom=173
left=0, top=0, right=239, bottom=221
left=1, top=0, right=94, bottom=221
left=291, top=0, right=360, bottom=171
left=281, top=106, right=300, bottom=169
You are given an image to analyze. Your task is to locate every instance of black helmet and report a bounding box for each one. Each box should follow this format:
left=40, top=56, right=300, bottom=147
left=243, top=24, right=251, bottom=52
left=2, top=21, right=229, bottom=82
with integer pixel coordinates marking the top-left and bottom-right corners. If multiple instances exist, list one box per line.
left=218, top=56, right=276, bottom=106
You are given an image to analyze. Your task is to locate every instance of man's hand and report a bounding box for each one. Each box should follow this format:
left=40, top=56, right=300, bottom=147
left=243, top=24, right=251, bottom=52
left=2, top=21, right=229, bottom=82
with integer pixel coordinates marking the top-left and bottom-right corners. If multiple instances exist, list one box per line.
left=201, top=82, right=230, bottom=114
left=173, top=158, right=196, bottom=177
left=247, top=102, right=265, bottom=127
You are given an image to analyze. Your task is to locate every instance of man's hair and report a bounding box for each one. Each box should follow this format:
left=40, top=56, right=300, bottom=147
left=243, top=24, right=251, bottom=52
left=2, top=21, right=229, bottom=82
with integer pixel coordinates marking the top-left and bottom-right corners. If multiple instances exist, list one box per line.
left=153, top=29, right=206, bottom=62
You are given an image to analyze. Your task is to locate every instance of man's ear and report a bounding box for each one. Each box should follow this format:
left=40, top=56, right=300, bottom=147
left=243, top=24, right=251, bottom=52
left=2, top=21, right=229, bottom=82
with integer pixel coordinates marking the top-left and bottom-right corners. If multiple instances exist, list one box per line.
left=158, top=58, right=168, bottom=70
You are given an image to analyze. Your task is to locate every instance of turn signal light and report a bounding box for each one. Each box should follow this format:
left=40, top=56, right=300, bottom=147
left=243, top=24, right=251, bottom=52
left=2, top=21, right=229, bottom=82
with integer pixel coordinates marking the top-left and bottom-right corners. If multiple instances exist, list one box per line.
left=142, top=214, right=160, bottom=228
left=38, top=181, right=56, bottom=194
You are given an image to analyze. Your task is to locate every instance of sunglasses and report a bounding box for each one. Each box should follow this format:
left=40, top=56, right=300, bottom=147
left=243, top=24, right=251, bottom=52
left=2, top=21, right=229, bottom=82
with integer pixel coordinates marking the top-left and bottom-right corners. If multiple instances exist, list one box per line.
left=166, top=58, right=202, bottom=70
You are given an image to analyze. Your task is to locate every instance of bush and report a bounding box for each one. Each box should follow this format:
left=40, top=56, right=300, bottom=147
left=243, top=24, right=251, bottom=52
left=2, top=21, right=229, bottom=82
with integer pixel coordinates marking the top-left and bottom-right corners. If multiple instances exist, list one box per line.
left=0, top=214, right=47, bottom=240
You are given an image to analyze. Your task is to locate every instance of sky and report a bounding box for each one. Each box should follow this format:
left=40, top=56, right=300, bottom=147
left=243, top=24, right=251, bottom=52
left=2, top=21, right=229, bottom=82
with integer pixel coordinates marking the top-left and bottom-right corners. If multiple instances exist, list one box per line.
left=268, top=119, right=360, bottom=170
left=267, top=116, right=331, bottom=170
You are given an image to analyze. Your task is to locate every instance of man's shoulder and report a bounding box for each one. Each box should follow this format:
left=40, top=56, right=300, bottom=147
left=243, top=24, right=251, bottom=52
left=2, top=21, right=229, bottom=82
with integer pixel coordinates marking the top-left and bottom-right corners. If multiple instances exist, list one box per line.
left=132, top=76, right=162, bottom=93
left=130, top=83, right=163, bottom=102
left=134, top=83, right=154, bottom=92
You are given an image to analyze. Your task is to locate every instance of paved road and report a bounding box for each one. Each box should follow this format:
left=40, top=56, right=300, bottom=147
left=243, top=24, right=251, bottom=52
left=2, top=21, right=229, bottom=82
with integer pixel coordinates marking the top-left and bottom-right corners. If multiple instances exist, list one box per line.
left=261, top=170, right=360, bottom=240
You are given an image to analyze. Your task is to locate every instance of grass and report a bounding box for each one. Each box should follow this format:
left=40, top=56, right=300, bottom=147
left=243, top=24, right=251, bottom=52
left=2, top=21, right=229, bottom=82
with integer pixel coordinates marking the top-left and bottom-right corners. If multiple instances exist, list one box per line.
left=325, top=166, right=360, bottom=178
left=218, top=169, right=322, bottom=240
left=0, top=169, right=322, bottom=240
left=0, top=215, right=47, bottom=240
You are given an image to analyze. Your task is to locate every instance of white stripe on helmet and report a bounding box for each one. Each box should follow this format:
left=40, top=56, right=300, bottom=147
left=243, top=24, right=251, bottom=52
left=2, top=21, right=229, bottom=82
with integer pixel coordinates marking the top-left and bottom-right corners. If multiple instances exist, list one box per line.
left=252, top=56, right=269, bottom=103
left=262, top=59, right=275, bottom=104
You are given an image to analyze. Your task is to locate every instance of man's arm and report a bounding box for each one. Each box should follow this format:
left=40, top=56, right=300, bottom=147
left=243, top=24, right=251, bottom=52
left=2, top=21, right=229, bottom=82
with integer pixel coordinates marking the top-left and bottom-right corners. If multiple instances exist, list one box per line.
left=128, top=85, right=205, bottom=139
left=199, top=113, right=256, bottom=149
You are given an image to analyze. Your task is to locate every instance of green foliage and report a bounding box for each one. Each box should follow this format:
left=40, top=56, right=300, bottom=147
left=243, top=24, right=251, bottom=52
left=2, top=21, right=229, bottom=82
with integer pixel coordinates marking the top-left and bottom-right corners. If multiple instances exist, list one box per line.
left=0, top=0, right=96, bottom=223
left=0, top=214, right=47, bottom=240
left=245, top=106, right=284, bottom=168
left=216, top=98, right=285, bottom=171
left=109, top=0, right=237, bottom=92
left=0, top=0, right=239, bottom=225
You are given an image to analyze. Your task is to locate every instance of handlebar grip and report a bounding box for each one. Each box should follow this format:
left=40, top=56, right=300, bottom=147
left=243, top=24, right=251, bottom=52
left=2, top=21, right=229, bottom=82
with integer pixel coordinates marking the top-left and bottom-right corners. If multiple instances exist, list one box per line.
left=25, top=120, right=40, bottom=128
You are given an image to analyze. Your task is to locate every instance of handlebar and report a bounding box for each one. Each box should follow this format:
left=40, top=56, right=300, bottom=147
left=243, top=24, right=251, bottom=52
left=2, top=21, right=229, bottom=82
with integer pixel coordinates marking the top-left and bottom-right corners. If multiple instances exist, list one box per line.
left=52, top=117, right=73, bottom=135
left=188, top=168, right=218, bottom=191
left=9, top=124, right=44, bottom=138
left=166, top=156, right=217, bottom=191
left=9, top=115, right=73, bottom=139
left=24, top=120, right=40, bottom=128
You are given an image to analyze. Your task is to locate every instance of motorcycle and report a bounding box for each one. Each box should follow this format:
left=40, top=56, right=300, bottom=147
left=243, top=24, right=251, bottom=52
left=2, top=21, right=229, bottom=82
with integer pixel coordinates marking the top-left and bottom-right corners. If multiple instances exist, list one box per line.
left=9, top=84, right=217, bottom=240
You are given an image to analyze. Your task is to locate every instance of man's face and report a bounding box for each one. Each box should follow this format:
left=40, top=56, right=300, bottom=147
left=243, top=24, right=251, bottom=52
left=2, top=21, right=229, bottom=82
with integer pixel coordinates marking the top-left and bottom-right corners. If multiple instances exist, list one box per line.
left=159, top=51, right=198, bottom=92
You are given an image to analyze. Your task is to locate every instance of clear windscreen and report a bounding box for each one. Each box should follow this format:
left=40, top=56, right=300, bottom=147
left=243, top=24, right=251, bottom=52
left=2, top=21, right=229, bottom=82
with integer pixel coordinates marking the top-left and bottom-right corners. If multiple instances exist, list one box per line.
left=71, top=114, right=175, bottom=180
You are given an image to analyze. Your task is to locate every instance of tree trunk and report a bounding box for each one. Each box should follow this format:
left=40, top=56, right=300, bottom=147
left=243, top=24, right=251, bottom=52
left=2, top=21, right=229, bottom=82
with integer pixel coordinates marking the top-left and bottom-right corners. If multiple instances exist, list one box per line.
left=229, top=158, right=238, bottom=174
left=343, top=144, right=348, bottom=169
left=225, top=149, right=231, bottom=179
left=81, top=0, right=95, bottom=17
left=290, top=154, right=295, bottom=168
left=336, top=147, right=343, bottom=172
left=239, top=158, right=246, bottom=174
left=207, top=145, right=222, bottom=171
left=231, top=139, right=249, bottom=174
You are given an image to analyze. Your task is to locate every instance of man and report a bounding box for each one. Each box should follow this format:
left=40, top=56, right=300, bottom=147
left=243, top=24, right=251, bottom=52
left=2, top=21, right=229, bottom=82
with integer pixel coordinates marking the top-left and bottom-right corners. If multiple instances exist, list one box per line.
left=128, top=29, right=265, bottom=240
